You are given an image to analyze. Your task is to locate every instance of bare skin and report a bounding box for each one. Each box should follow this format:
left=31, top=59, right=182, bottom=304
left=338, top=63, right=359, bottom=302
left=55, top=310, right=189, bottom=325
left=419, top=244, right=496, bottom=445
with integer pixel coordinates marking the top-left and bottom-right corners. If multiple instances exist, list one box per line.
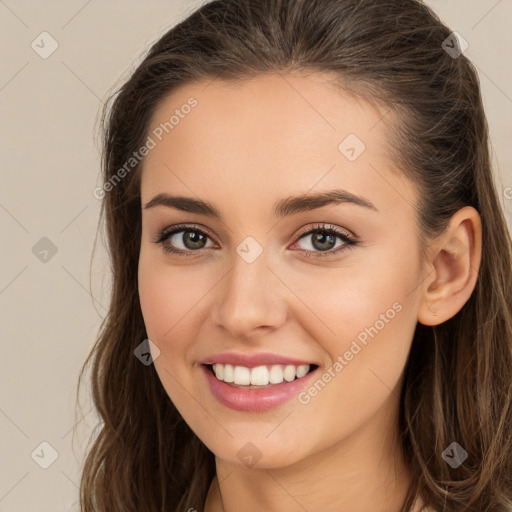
left=137, top=72, right=481, bottom=512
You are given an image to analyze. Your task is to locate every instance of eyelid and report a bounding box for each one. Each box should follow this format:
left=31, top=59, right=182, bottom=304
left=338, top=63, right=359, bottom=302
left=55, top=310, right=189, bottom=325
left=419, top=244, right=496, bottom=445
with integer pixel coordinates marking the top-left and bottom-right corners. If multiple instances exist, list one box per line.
left=153, top=223, right=217, bottom=249
left=293, top=222, right=355, bottom=241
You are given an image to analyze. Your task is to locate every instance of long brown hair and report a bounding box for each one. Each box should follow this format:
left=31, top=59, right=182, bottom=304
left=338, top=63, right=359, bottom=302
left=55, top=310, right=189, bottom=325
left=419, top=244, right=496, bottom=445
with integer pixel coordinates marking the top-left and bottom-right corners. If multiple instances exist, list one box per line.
left=77, top=0, right=512, bottom=510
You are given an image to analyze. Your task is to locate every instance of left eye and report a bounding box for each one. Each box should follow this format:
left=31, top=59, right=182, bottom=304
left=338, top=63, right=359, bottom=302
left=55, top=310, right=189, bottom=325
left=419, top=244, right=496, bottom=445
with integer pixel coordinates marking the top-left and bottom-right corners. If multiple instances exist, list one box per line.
left=294, top=230, right=347, bottom=252
left=290, top=224, right=357, bottom=258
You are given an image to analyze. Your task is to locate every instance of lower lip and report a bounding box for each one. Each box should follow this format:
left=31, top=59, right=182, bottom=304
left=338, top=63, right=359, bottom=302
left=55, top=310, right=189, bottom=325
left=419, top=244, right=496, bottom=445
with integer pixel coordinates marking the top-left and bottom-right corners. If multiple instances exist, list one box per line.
left=201, top=364, right=318, bottom=412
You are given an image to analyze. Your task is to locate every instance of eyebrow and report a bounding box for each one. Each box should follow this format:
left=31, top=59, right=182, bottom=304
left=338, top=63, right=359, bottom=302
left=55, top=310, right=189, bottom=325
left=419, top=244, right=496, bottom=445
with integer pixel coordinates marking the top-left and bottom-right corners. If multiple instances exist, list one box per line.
left=143, top=189, right=378, bottom=219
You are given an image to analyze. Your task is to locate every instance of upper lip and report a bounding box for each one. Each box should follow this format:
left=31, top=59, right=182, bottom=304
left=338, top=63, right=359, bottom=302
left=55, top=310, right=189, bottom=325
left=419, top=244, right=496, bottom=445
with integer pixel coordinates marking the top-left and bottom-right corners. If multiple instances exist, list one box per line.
left=200, top=351, right=317, bottom=368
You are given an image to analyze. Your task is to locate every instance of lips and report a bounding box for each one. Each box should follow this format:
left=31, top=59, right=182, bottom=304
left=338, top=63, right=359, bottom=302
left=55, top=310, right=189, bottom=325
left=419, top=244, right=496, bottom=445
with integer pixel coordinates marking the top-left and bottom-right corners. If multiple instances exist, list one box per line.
left=201, top=363, right=319, bottom=411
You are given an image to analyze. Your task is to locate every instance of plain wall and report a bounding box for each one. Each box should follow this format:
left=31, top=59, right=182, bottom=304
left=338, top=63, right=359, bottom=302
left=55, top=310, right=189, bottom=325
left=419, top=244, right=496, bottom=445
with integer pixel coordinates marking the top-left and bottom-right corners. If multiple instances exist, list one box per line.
left=0, top=1, right=510, bottom=510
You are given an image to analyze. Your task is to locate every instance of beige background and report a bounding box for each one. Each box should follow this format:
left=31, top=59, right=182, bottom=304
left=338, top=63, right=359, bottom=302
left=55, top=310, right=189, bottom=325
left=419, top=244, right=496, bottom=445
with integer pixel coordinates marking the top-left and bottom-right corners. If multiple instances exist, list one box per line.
left=0, top=1, right=510, bottom=511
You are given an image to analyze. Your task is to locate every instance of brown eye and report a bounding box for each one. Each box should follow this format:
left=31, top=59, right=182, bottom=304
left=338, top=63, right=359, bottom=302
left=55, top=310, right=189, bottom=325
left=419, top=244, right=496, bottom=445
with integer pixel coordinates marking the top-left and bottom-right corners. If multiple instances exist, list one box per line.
left=291, top=223, right=358, bottom=259
left=154, top=224, right=215, bottom=256
left=299, top=231, right=339, bottom=252
left=176, top=230, right=209, bottom=250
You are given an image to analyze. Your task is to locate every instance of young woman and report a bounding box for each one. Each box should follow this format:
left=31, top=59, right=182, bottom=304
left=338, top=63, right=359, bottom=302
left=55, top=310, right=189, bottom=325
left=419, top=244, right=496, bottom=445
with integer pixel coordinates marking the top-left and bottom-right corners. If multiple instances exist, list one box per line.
left=77, top=0, right=512, bottom=510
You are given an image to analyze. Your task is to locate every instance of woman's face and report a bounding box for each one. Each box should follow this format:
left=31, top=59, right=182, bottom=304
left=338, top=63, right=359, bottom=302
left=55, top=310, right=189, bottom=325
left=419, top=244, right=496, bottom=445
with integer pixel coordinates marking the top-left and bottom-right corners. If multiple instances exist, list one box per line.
left=138, top=72, right=424, bottom=468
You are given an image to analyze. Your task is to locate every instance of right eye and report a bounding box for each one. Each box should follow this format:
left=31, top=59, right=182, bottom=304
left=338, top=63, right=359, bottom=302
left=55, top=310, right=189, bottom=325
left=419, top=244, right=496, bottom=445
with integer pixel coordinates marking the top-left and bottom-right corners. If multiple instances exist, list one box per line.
left=153, top=224, right=216, bottom=256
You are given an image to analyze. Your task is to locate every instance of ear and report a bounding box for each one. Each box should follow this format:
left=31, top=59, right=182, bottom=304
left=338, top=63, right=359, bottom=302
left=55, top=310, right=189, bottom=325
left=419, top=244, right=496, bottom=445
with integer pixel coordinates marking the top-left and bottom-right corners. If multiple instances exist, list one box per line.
left=417, top=206, right=482, bottom=326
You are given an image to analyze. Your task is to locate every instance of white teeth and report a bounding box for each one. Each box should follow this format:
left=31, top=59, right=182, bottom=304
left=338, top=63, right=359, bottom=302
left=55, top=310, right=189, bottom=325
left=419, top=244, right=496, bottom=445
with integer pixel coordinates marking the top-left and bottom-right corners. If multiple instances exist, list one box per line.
left=250, top=365, right=270, bottom=386
left=283, top=365, right=296, bottom=382
left=212, top=363, right=223, bottom=380
left=269, top=365, right=283, bottom=384
left=233, top=366, right=251, bottom=385
left=296, top=364, right=309, bottom=378
left=223, top=364, right=234, bottom=382
left=210, top=363, right=312, bottom=386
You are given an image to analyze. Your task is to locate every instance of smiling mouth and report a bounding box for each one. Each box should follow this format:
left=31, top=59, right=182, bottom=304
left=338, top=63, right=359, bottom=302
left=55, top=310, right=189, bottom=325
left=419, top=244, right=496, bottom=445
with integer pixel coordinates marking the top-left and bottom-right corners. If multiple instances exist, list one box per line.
left=204, top=363, right=319, bottom=388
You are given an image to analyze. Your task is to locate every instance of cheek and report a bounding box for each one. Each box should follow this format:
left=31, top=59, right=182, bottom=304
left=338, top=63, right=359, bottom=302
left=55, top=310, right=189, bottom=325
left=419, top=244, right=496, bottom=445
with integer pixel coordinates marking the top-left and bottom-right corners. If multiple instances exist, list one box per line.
left=277, top=276, right=418, bottom=456
left=137, top=257, right=217, bottom=398
left=138, top=255, right=204, bottom=343
left=291, top=249, right=419, bottom=415
left=137, top=260, right=203, bottom=410
left=279, top=243, right=420, bottom=355
left=138, top=267, right=174, bottom=342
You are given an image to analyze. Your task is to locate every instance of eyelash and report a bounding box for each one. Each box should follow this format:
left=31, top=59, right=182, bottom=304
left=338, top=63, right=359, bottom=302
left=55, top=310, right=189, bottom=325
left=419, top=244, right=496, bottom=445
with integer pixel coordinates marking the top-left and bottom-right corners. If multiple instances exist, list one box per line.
left=153, top=222, right=359, bottom=259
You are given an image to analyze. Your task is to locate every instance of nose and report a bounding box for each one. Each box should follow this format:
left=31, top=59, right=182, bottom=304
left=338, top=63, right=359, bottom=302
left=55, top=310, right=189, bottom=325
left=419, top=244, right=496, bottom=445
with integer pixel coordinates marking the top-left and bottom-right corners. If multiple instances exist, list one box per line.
left=212, top=249, right=287, bottom=341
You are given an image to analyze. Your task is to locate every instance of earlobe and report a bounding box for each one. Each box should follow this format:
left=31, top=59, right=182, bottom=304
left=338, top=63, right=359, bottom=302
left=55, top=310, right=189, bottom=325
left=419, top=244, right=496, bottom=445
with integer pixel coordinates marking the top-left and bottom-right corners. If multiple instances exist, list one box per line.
left=417, top=206, right=482, bottom=326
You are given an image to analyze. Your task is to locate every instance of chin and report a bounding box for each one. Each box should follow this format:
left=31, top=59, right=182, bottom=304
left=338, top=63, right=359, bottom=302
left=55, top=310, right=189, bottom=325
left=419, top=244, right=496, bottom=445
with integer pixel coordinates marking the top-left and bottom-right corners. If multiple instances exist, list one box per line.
left=205, top=436, right=309, bottom=470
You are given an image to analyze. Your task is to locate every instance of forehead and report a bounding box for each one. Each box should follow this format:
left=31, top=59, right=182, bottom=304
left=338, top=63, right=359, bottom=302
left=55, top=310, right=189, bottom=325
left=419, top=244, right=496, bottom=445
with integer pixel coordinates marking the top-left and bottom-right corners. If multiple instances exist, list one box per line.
left=140, top=72, right=415, bottom=218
